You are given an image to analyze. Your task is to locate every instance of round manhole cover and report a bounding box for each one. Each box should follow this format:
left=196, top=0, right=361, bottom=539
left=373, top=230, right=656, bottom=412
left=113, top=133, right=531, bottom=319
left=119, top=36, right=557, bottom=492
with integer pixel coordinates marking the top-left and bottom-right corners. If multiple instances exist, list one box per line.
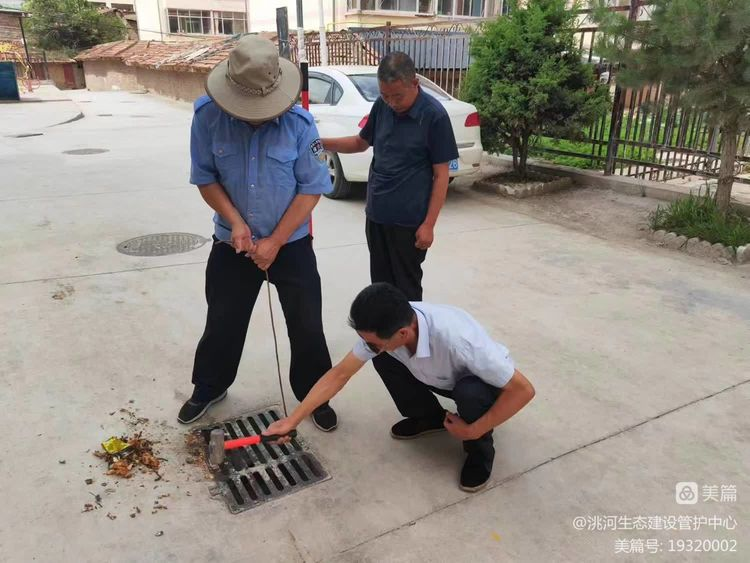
left=117, top=233, right=209, bottom=256
left=63, top=148, right=109, bottom=155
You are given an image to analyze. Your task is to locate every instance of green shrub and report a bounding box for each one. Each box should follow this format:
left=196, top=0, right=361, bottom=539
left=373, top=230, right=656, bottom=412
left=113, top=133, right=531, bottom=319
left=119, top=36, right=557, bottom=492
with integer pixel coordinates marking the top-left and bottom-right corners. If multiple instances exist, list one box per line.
left=649, top=188, right=750, bottom=249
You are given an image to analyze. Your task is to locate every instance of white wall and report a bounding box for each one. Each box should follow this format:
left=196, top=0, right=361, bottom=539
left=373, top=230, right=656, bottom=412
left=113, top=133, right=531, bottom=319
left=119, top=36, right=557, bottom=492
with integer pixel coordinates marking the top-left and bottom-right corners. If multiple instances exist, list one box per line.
left=133, top=0, right=346, bottom=40
left=134, top=0, right=166, bottom=40
left=250, top=1, right=347, bottom=33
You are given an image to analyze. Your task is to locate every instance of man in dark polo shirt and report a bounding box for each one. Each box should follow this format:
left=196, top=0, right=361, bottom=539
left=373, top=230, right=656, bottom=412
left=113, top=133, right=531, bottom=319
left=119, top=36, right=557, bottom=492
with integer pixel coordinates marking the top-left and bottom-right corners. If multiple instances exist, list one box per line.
left=321, top=52, right=459, bottom=436
left=321, top=52, right=458, bottom=301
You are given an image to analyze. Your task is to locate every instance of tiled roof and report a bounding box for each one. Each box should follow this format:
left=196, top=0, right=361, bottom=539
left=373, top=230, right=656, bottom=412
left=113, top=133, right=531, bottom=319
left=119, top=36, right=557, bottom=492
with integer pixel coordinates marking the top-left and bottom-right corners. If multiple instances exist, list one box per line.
left=76, top=33, right=279, bottom=73
left=75, top=40, right=142, bottom=61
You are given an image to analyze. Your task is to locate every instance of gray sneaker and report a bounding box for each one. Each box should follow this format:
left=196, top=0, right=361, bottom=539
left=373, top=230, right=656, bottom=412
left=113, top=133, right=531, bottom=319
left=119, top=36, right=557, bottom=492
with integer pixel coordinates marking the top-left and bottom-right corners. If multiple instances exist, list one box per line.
left=177, top=391, right=227, bottom=424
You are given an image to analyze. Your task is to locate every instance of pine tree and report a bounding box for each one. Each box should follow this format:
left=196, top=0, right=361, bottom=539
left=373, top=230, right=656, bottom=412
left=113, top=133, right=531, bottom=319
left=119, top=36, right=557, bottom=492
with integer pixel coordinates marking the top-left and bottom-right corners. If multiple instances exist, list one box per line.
left=462, top=0, right=609, bottom=179
left=593, top=0, right=750, bottom=213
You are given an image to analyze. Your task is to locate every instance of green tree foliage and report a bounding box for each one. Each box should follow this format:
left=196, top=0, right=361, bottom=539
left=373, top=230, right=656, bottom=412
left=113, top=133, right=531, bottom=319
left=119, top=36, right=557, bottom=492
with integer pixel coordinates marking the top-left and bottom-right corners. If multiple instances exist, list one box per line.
left=462, top=0, right=609, bottom=178
left=24, top=0, right=127, bottom=54
left=593, top=0, right=750, bottom=213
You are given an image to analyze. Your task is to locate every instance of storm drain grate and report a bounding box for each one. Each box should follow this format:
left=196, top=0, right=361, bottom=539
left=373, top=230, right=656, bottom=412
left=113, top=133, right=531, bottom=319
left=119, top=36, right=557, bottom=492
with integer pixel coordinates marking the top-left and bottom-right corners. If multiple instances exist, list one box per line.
left=195, top=407, right=330, bottom=513
left=116, top=232, right=208, bottom=256
left=63, top=148, right=109, bottom=155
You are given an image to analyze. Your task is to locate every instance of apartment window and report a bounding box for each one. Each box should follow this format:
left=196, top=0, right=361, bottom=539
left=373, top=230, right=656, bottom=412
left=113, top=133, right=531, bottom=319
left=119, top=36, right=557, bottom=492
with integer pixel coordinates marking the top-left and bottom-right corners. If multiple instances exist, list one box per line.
left=455, top=0, right=485, bottom=17
left=214, top=11, right=246, bottom=35
left=354, top=0, right=419, bottom=11
left=168, top=9, right=211, bottom=35
left=437, top=0, right=487, bottom=16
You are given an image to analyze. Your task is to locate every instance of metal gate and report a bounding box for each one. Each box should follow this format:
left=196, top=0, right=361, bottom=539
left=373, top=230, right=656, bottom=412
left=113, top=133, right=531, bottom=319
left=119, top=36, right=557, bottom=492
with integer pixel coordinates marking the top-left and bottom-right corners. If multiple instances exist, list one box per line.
left=0, top=61, right=20, bottom=101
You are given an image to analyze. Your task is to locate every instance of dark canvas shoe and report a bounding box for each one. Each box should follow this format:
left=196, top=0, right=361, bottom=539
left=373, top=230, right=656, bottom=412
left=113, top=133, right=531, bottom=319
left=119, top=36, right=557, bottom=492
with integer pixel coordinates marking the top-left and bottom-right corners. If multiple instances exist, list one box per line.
left=312, top=404, right=338, bottom=432
left=390, top=413, right=446, bottom=440
left=459, top=453, right=491, bottom=492
left=177, top=390, right=227, bottom=424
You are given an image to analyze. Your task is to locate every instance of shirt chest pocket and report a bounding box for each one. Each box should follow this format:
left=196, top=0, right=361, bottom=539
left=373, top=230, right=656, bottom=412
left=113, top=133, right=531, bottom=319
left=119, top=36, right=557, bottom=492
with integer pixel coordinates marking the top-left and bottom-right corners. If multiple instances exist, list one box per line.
left=212, top=141, right=244, bottom=184
left=265, top=146, right=297, bottom=188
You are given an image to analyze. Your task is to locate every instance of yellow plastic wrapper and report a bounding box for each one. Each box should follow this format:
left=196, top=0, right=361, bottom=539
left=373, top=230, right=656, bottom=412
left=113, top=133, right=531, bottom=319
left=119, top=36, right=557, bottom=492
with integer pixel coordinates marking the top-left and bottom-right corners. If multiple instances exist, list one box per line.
left=101, top=437, right=131, bottom=456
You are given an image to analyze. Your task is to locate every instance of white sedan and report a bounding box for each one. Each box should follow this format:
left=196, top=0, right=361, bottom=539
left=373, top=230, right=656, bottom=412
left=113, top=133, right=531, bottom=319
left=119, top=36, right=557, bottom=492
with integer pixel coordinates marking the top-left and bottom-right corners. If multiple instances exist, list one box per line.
left=307, top=66, right=483, bottom=199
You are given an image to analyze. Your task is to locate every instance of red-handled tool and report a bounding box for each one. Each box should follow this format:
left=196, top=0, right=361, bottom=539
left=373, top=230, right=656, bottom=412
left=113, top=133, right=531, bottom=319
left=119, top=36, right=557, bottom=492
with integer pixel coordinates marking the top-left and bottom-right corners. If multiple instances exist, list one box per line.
left=208, top=428, right=297, bottom=465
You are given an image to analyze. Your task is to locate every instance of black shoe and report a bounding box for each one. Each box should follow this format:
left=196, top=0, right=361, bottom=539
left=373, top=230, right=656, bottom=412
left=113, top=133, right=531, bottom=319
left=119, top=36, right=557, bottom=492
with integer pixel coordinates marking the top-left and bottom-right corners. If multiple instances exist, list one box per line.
left=312, top=404, right=338, bottom=432
left=177, top=391, right=227, bottom=424
left=460, top=453, right=491, bottom=492
left=390, top=413, right=446, bottom=440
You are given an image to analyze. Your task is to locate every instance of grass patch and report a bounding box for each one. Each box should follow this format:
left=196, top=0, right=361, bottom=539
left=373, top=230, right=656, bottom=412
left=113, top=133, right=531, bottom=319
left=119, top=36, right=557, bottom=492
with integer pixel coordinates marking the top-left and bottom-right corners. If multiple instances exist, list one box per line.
left=649, top=188, right=750, bottom=249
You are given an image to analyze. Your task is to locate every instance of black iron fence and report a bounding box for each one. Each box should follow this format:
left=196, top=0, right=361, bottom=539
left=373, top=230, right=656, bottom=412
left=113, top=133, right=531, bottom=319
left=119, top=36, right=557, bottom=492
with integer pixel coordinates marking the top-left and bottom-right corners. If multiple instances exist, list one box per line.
left=287, top=3, right=749, bottom=184
left=288, top=21, right=476, bottom=97
left=536, top=1, right=750, bottom=184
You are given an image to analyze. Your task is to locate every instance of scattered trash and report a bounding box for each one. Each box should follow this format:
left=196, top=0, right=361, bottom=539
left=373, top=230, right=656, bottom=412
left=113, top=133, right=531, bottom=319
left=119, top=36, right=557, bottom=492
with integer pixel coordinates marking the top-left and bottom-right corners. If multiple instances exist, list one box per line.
left=106, top=513, right=117, bottom=521
left=85, top=478, right=94, bottom=485
left=89, top=492, right=103, bottom=507
left=82, top=503, right=95, bottom=513
left=58, top=460, right=66, bottom=464
left=130, top=513, right=136, bottom=518
left=94, top=432, right=162, bottom=479
left=155, top=531, right=164, bottom=537
left=119, top=408, right=149, bottom=426
left=101, top=437, right=131, bottom=456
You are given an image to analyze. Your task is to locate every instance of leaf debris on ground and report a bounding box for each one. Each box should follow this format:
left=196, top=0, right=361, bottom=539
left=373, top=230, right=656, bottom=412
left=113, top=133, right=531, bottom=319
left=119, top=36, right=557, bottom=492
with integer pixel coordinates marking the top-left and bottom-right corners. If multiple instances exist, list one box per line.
left=94, top=432, right=163, bottom=479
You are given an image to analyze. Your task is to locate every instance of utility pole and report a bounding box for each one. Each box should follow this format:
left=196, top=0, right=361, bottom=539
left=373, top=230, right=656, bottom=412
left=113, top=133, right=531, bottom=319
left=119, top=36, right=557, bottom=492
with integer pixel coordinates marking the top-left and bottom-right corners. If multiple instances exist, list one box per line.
left=245, top=0, right=251, bottom=33
left=276, top=8, right=290, bottom=58
left=17, top=12, right=34, bottom=79
left=317, top=0, right=328, bottom=66
left=296, top=0, right=309, bottom=110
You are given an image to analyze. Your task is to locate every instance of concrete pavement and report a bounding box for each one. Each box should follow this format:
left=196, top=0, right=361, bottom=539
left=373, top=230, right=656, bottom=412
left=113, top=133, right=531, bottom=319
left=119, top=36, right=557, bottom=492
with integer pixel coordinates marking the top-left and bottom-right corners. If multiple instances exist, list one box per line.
left=1, top=89, right=748, bottom=562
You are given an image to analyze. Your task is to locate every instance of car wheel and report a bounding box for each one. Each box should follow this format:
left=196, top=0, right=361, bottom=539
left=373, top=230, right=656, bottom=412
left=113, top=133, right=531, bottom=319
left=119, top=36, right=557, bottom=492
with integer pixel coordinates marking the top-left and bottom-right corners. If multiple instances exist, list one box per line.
left=323, top=151, right=353, bottom=199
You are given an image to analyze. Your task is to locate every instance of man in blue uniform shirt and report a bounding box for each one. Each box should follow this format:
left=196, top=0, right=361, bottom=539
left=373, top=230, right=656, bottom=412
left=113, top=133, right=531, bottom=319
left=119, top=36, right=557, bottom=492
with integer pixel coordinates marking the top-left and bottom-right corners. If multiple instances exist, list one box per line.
left=177, top=35, right=337, bottom=432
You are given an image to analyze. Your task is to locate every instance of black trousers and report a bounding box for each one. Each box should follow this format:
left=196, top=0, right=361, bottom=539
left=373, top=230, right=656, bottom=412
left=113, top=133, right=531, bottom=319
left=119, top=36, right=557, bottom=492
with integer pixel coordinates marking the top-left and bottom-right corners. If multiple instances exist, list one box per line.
left=191, top=235, right=332, bottom=404
left=365, top=219, right=427, bottom=301
left=378, top=354, right=501, bottom=470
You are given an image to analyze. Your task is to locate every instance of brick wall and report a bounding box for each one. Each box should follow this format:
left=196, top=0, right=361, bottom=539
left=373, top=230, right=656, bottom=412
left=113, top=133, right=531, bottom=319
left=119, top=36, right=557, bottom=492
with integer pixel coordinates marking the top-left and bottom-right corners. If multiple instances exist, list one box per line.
left=135, top=67, right=205, bottom=103
left=82, top=60, right=139, bottom=91
left=81, top=58, right=206, bottom=102
left=0, top=13, right=23, bottom=42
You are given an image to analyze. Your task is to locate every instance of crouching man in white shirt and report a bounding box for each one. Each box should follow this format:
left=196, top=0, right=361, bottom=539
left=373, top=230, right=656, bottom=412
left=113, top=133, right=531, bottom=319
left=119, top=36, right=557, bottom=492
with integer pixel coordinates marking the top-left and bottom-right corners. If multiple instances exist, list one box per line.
left=264, top=282, right=535, bottom=492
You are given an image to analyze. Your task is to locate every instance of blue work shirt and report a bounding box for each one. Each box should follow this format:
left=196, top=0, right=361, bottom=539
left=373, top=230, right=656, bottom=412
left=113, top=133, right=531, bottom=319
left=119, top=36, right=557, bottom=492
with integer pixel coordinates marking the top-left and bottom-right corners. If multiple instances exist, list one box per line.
left=359, top=88, right=458, bottom=228
left=189, top=95, right=332, bottom=243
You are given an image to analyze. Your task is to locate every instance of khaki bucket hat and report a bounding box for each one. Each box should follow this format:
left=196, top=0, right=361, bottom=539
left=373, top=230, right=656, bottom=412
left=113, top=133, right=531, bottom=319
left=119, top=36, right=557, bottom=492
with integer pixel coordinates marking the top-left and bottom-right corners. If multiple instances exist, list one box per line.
left=206, top=35, right=301, bottom=122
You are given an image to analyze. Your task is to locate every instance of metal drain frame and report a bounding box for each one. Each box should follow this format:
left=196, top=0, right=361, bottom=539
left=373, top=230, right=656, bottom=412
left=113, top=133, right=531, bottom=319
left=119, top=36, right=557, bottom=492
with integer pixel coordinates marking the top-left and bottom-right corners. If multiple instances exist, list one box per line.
left=116, top=232, right=208, bottom=256
left=195, top=406, right=330, bottom=514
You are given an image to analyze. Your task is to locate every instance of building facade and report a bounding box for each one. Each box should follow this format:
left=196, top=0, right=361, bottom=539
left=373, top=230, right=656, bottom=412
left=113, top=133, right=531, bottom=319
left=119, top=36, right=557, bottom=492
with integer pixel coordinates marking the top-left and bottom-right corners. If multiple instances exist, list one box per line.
left=125, top=0, right=507, bottom=41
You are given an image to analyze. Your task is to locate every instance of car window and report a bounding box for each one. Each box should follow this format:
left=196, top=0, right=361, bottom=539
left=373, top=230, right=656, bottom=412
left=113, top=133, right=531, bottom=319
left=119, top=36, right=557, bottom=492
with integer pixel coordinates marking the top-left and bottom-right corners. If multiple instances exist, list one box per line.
left=332, top=83, right=343, bottom=104
left=348, top=73, right=451, bottom=102
left=349, top=74, right=380, bottom=102
left=309, top=76, right=333, bottom=105
left=419, top=81, right=451, bottom=101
